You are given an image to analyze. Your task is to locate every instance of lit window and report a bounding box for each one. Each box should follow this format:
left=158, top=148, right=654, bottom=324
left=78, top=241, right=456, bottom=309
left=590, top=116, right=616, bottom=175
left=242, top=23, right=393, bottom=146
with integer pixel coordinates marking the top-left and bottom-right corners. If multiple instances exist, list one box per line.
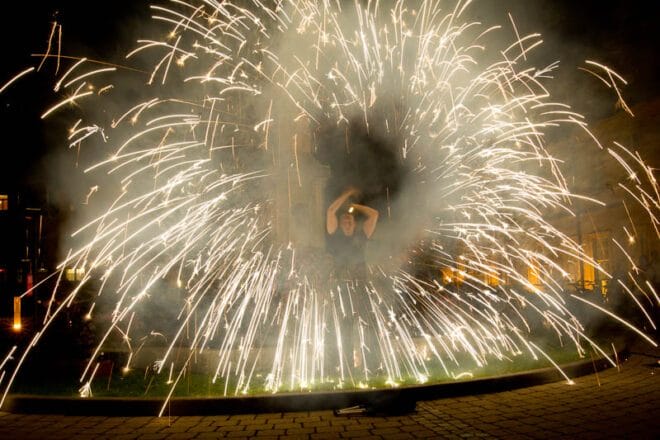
left=65, top=267, right=86, bottom=281
left=485, top=267, right=500, bottom=287
left=527, top=266, right=540, bottom=287
left=580, top=231, right=611, bottom=292
left=0, top=195, right=8, bottom=211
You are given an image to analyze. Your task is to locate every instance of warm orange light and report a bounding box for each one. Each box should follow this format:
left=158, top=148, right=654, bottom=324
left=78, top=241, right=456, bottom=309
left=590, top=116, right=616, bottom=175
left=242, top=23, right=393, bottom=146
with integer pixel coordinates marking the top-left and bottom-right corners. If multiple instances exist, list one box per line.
left=13, top=297, right=21, bottom=332
left=440, top=267, right=454, bottom=284
left=527, top=266, right=540, bottom=287
left=65, top=267, right=86, bottom=282
left=485, top=268, right=499, bottom=287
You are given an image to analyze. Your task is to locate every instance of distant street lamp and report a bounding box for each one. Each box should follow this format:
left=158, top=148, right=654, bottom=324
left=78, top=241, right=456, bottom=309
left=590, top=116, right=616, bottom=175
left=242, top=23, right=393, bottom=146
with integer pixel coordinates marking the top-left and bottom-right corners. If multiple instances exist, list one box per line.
left=13, top=296, right=21, bottom=332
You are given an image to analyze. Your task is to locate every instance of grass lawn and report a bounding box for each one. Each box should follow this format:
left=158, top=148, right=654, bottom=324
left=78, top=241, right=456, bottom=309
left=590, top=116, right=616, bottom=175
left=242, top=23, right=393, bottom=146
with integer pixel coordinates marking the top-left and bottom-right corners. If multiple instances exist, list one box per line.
left=10, top=337, right=617, bottom=398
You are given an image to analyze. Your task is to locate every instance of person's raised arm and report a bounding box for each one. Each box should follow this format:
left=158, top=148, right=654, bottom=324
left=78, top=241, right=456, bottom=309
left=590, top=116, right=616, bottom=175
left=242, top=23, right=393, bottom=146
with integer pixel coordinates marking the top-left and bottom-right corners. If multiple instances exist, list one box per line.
left=350, top=203, right=379, bottom=239
left=326, top=187, right=359, bottom=234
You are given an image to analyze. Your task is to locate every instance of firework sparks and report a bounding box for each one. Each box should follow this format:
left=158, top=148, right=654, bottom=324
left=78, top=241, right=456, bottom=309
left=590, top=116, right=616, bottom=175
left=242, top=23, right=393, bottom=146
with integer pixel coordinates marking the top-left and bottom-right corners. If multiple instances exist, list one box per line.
left=0, top=0, right=657, bottom=415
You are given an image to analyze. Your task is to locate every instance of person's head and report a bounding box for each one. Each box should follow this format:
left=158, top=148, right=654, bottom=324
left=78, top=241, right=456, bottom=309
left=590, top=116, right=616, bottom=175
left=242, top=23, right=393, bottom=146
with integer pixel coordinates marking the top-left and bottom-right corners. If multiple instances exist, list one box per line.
left=339, top=211, right=356, bottom=236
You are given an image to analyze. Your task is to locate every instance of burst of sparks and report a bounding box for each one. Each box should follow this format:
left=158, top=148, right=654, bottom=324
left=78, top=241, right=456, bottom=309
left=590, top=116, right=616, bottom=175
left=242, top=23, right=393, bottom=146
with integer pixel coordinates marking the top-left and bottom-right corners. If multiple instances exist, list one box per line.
left=0, top=0, right=657, bottom=415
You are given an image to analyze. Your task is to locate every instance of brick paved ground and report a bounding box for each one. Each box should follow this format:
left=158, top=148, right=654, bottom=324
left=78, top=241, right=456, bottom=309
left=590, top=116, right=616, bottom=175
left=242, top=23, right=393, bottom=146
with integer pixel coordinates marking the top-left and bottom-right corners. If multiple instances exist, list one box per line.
left=0, top=343, right=657, bottom=439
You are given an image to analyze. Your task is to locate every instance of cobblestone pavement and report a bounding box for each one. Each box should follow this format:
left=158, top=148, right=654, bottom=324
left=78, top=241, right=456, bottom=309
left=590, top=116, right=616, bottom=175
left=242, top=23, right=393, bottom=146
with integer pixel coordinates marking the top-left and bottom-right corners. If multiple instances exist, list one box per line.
left=0, top=344, right=657, bottom=439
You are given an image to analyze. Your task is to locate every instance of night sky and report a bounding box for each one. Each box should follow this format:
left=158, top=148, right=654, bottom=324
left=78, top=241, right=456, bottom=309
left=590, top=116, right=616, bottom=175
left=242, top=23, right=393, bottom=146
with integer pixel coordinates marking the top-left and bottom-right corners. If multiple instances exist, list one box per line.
left=1, top=0, right=658, bottom=199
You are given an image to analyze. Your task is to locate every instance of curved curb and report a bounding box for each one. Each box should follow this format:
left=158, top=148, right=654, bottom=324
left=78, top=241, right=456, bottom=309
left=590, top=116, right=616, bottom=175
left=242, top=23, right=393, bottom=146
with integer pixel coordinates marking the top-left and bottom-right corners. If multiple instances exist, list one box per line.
left=4, top=345, right=629, bottom=416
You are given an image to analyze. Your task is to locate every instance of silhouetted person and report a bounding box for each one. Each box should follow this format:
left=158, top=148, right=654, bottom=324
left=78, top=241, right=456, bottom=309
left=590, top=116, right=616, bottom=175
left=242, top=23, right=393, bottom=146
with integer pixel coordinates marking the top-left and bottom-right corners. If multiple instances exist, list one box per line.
left=325, top=186, right=379, bottom=379
left=326, top=186, right=378, bottom=278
